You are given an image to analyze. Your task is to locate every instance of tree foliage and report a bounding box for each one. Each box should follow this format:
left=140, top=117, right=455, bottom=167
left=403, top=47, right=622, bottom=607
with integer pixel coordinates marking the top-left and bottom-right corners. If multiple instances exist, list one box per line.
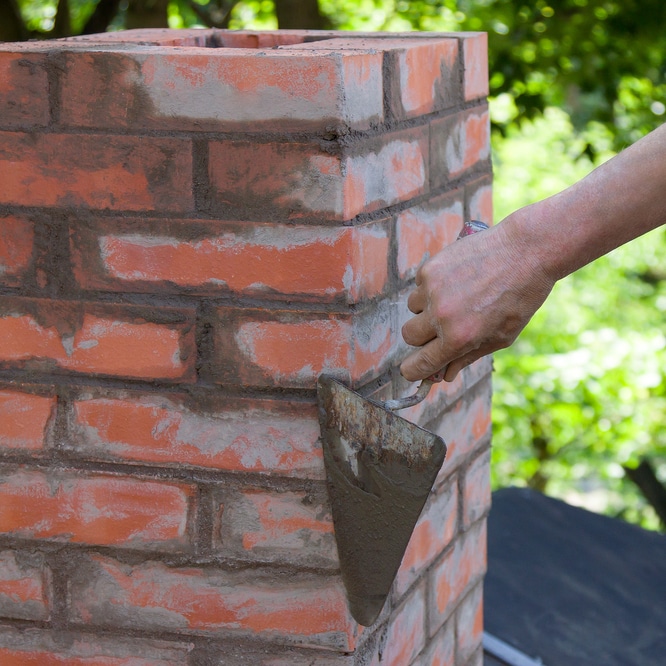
left=491, top=107, right=666, bottom=529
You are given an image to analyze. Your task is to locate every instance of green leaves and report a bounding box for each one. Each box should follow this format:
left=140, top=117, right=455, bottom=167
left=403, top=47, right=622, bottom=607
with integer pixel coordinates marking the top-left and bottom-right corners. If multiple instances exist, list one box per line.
left=491, top=109, right=666, bottom=529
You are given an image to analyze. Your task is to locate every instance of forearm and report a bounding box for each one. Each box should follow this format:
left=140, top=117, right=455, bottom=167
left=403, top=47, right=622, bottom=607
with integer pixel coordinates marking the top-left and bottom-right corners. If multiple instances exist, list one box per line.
left=503, top=123, right=666, bottom=282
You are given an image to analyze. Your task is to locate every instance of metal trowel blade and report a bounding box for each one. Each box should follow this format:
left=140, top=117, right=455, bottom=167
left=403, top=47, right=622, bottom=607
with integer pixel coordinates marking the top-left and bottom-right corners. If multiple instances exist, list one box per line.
left=316, top=375, right=447, bottom=626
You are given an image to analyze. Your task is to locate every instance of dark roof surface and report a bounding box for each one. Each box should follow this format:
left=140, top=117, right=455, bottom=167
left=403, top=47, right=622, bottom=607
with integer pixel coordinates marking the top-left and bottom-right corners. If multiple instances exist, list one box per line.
left=485, top=487, right=666, bottom=666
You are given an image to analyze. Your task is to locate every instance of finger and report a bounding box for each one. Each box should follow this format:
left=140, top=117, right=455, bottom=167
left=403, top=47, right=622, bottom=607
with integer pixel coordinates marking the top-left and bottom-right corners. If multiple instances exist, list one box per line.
left=407, top=286, right=426, bottom=314
left=443, top=350, right=484, bottom=381
left=400, top=337, right=450, bottom=382
left=401, top=313, right=437, bottom=348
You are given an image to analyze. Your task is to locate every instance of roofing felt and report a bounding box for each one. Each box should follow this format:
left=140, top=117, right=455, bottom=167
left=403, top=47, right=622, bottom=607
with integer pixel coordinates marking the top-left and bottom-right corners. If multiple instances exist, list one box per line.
left=484, top=487, right=666, bottom=666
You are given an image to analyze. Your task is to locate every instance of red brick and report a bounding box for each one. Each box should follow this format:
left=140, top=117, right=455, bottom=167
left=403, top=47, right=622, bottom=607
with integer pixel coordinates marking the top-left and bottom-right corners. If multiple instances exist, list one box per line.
left=64, top=27, right=213, bottom=46
left=211, top=302, right=396, bottom=389
left=456, top=583, right=484, bottom=664
left=430, top=108, right=490, bottom=188
left=0, top=551, right=50, bottom=621
left=207, top=128, right=427, bottom=221
left=462, top=355, right=494, bottom=394
left=343, top=128, right=429, bottom=219
left=413, top=619, right=455, bottom=666
left=69, top=392, right=325, bottom=479
left=216, top=488, right=337, bottom=567
left=292, top=36, right=460, bottom=119
left=466, top=176, right=493, bottom=226
left=389, top=357, right=491, bottom=444
left=465, top=647, right=484, bottom=666
left=71, top=218, right=389, bottom=303
left=70, top=555, right=358, bottom=650
left=429, top=378, right=492, bottom=481
left=0, top=215, right=34, bottom=286
left=0, top=52, right=49, bottom=128
left=396, top=191, right=463, bottom=281
left=204, top=648, right=353, bottom=666
left=59, top=48, right=383, bottom=132
left=428, top=521, right=487, bottom=635
left=462, top=449, right=491, bottom=530
left=394, top=480, right=458, bottom=597
left=370, top=584, right=426, bottom=666
left=462, top=33, right=489, bottom=101
left=0, top=389, right=55, bottom=452
left=0, top=625, right=192, bottom=665
left=0, top=132, right=192, bottom=212
left=0, top=298, right=196, bottom=382
left=0, top=469, right=193, bottom=550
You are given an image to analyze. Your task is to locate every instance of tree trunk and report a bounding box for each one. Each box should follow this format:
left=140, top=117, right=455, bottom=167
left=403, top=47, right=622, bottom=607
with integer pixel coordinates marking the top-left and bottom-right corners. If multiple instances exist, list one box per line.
left=53, top=0, right=72, bottom=38
left=82, top=0, right=123, bottom=34
left=624, top=459, right=666, bottom=528
left=0, top=0, right=28, bottom=42
left=125, top=0, right=170, bottom=30
left=274, top=0, right=326, bottom=30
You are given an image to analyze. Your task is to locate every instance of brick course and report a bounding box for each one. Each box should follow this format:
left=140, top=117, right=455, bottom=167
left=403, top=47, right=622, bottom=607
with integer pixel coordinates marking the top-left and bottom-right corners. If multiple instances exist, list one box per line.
left=0, top=28, right=491, bottom=665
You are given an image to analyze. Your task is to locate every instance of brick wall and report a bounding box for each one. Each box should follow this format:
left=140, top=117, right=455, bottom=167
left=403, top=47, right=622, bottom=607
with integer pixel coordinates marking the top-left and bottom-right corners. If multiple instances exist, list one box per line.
left=0, top=28, right=492, bottom=665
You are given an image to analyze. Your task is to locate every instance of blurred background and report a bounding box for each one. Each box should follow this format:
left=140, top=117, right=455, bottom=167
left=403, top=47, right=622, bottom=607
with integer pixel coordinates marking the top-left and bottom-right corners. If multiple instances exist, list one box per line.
left=3, top=0, right=666, bottom=530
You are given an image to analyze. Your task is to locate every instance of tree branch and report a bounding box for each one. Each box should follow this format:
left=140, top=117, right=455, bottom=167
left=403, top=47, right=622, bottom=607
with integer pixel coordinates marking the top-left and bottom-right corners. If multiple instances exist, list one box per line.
left=624, top=458, right=666, bottom=527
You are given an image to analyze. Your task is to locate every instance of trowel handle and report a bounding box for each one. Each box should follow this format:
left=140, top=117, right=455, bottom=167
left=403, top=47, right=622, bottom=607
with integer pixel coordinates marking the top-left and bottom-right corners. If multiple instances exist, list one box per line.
left=383, top=219, right=489, bottom=412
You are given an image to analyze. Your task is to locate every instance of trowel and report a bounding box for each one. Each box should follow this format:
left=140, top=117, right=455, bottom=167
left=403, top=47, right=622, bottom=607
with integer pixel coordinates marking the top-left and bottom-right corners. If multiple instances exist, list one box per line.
left=317, top=220, right=487, bottom=627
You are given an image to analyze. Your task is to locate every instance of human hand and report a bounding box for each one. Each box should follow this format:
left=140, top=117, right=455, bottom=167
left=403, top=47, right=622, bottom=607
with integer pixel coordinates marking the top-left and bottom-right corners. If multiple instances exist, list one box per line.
left=400, top=212, right=554, bottom=382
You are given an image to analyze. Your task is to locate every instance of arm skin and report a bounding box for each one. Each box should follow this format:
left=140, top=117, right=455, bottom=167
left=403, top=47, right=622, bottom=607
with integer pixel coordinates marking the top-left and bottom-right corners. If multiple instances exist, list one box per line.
left=400, top=122, right=666, bottom=382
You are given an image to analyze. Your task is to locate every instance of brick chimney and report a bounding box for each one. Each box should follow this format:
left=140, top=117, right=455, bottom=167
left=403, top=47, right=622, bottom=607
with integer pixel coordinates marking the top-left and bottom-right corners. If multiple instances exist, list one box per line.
left=0, top=29, right=491, bottom=665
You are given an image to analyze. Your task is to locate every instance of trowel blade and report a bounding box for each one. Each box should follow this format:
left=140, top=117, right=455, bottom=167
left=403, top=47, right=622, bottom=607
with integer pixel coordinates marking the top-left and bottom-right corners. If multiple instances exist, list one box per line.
left=317, top=375, right=447, bottom=626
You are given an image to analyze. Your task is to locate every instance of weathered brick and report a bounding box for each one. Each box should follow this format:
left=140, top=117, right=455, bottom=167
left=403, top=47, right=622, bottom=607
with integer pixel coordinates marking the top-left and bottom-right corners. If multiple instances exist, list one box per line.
left=71, top=217, right=389, bottom=303
left=292, top=36, right=460, bottom=119
left=0, top=389, right=55, bottom=452
left=343, top=128, right=429, bottom=219
left=456, top=582, right=484, bottom=664
left=467, top=647, right=484, bottom=666
left=0, top=52, right=50, bottom=128
left=0, top=132, right=193, bottom=212
left=59, top=47, right=383, bottom=132
left=201, top=646, right=353, bottom=666
left=428, top=521, right=487, bottom=636
left=430, top=108, right=490, bottom=188
left=462, top=354, right=494, bottom=394
left=68, top=392, right=325, bottom=479
left=0, top=214, right=34, bottom=286
left=462, top=33, right=489, bottom=101
left=0, top=550, right=50, bottom=621
left=394, top=480, right=458, bottom=597
left=0, top=298, right=196, bottom=382
left=427, top=377, right=492, bottom=481
left=69, top=554, right=358, bottom=650
left=0, top=625, right=192, bottom=665
left=215, top=488, right=338, bottom=567
left=0, top=468, right=194, bottom=550
left=396, top=191, right=464, bottom=281
left=462, top=449, right=491, bottom=530
left=64, top=27, right=214, bottom=46
left=413, top=618, right=455, bottom=666
left=370, top=584, right=426, bottom=666
left=466, top=176, right=493, bottom=225
left=390, top=354, right=491, bottom=437
left=210, top=301, right=396, bottom=389
left=207, top=128, right=428, bottom=221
